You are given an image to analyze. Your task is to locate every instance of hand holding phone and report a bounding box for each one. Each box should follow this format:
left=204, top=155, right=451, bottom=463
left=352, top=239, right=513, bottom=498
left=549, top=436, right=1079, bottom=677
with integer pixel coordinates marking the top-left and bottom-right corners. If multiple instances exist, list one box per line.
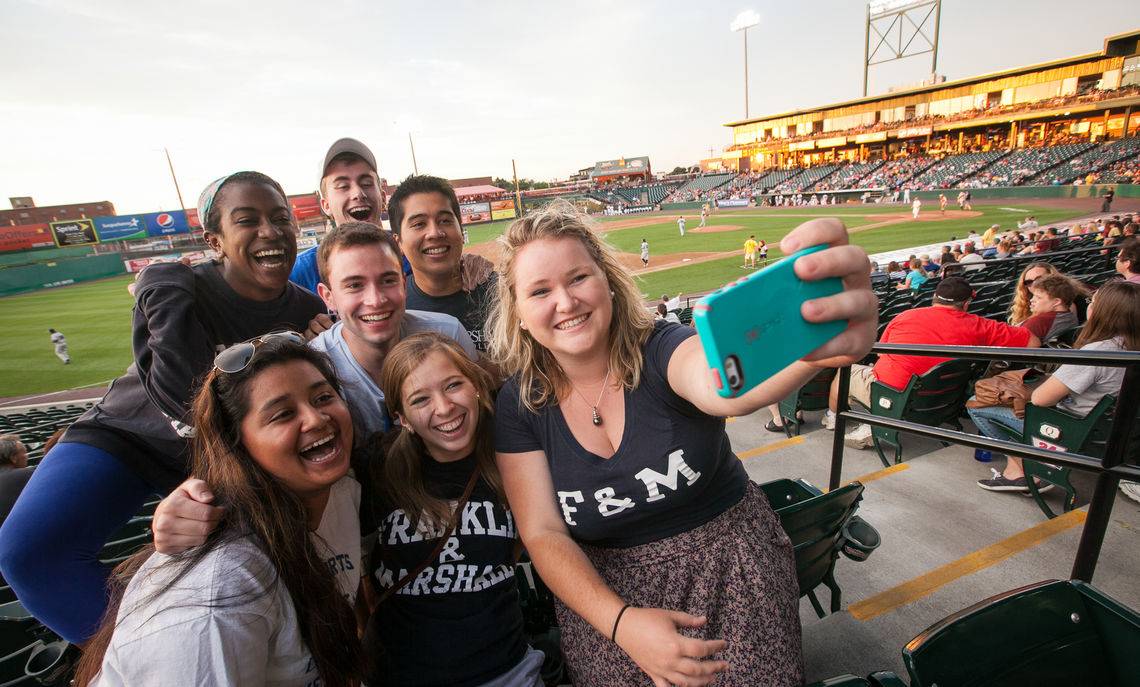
left=694, top=245, right=847, bottom=398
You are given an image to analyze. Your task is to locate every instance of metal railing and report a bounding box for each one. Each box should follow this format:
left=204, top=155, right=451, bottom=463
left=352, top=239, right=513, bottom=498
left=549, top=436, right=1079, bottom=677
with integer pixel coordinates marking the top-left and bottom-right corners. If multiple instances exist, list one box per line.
left=829, top=343, right=1140, bottom=582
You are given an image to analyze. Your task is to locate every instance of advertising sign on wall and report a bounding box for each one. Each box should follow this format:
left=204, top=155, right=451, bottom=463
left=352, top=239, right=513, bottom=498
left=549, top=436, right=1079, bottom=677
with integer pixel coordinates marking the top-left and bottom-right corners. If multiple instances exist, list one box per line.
left=490, top=209, right=516, bottom=220
left=717, top=198, right=750, bottom=208
left=143, top=210, right=191, bottom=236
left=50, top=219, right=99, bottom=247
left=460, top=202, right=492, bottom=225
left=94, top=215, right=148, bottom=241
left=0, top=224, right=55, bottom=252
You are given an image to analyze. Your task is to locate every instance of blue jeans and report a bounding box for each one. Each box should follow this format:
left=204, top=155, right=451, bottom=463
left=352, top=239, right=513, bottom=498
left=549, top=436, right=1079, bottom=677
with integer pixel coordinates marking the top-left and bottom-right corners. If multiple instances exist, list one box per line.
left=966, top=402, right=1025, bottom=440
left=0, top=442, right=157, bottom=643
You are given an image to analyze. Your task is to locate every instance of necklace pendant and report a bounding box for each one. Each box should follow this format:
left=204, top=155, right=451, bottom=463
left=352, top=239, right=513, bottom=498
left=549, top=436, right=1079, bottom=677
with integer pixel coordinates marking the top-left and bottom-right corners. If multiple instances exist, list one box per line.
left=591, top=407, right=603, bottom=426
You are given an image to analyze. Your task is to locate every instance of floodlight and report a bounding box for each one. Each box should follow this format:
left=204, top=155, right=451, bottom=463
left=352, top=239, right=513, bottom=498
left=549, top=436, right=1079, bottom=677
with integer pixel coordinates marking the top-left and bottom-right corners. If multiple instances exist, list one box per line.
left=730, top=10, right=760, bottom=32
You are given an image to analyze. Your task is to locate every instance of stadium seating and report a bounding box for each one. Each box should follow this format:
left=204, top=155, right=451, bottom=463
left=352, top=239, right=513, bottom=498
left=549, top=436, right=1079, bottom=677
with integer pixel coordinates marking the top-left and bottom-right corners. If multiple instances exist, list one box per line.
left=756, top=478, right=870, bottom=618
left=896, top=579, right=1140, bottom=687
left=862, top=359, right=983, bottom=467
left=751, top=168, right=803, bottom=192
left=860, top=156, right=936, bottom=190
left=812, top=160, right=884, bottom=191
left=664, top=173, right=735, bottom=202
left=960, top=142, right=1096, bottom=188
left=778, top=368, right=837, bottom=436
left=907, top=150, right=1009, bottom=191
left=773, top=164, right=843, bottom=193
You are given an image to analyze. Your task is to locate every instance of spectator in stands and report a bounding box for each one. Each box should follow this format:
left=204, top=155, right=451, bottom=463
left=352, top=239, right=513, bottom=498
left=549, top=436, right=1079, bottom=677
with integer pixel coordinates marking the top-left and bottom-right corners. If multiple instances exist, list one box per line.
left=827, top=277, right=1040, bottom=447
left=1116, top=238, right=1140, bottom=283
left=970, top=281, right=1140, bottom=493
left=389, top=175, right=496, bottom=352
left=870, top=261, right=888, bottom=287
left=309, top=222, right=478, bottom=438
left=995, top=238, right=1015, bottom=259
left=72, top=338, right=362, bottom=686
left=939, top=245, right=954, bottom=265
left=489, top=204, right=877, bottom=686
left=896, top=258, right=929, bottom=291
left=291, top=138, right=386, bottom=294
left=661, top=292, right=683, bottom=313
left=921, top=254, right=940, bottom=273
left=887, top=260, right=907, bottom=282
left=0, top=436, right=31, bottom=526
left=655, top=302, right=682, bottom=325
left=1009, top=262, right=1062, bottom=326
left=958, top=242, right=985, bottom=272
left=1020, top=274, right=1083, bottom=342
left=981, top=224, right=1000, bottom=248
left=0, top=172, right=327, bottom=645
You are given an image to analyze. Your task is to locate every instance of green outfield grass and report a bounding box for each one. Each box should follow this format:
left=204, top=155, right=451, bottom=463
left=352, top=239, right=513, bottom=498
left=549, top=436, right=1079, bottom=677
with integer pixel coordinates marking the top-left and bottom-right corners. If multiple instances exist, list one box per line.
left=0, top=274, right=136, bottom=398
left=0, top=202, right=1088, bottom=398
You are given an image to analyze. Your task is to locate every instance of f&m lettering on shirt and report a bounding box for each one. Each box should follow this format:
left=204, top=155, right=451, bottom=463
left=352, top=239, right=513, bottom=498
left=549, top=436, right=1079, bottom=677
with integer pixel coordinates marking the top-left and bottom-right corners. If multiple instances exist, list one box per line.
left=634, top=449, right=701, bottom=503
left=558, top=490, right=584, bottom=525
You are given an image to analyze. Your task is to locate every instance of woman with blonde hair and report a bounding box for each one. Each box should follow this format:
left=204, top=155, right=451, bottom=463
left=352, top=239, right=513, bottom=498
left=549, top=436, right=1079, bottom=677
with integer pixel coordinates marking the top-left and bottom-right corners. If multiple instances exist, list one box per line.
left=488, top=200, right=878, bottom=686
left=1008, top=261, right=1061, bottom=325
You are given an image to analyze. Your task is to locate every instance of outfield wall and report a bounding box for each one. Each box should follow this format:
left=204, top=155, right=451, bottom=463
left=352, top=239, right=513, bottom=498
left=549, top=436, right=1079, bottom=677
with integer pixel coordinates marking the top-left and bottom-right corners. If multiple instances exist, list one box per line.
left=0, top=245, right=96, bottom=267
left=910, top=184, right=1138, bottom=202
left=0, top=254, right=126, bottom=297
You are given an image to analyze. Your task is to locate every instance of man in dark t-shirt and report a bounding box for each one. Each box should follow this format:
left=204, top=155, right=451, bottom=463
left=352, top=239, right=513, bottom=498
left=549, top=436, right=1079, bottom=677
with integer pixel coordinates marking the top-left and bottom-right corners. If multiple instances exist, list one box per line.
left=388, top=175, right=497, bottom=351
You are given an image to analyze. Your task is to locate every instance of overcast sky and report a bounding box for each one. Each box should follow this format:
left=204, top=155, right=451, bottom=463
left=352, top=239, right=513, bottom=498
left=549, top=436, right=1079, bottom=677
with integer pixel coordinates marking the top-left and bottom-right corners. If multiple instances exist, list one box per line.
left=1, top=0, right=1136, bottom=214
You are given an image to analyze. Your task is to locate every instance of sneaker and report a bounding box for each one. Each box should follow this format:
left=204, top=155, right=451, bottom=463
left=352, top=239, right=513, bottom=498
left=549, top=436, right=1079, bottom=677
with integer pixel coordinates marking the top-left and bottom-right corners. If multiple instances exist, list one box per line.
left=1120, top=481, right=1140, bottom=504
left=822, top=410, right=836, bottom=431
left=977, top=468, right=1030, bottom=492
left=844, top=424, right=874, bottom=449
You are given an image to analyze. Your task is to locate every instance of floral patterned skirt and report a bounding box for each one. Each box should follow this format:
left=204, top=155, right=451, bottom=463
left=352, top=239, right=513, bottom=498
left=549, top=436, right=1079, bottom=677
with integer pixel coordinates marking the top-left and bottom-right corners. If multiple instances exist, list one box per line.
left=556, top=481, right=804, bottom=686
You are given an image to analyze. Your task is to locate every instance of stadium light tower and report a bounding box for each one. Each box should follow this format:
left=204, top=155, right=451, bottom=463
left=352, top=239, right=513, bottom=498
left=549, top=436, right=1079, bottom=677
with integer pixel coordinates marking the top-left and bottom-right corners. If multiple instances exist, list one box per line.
left=863, top=0, right=942, bottom=97
left=730, top=10, right=761, bottom=119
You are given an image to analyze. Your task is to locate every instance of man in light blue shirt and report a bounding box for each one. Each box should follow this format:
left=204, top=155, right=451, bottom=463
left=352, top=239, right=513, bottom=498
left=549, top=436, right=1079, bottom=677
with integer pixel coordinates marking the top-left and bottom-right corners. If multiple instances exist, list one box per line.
left=309, top=222, right=476, bottom=440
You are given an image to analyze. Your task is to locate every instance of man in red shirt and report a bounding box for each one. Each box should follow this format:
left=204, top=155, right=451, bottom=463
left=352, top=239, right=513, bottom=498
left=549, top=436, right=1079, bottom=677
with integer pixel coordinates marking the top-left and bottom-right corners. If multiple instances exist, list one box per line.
left=825, top=277, right=1041, bottom=448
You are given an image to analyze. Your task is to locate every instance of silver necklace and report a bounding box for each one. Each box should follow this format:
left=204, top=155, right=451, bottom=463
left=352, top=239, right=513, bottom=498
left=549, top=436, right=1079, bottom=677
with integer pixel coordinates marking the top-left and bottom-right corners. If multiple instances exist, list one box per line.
left=571, top=367, right=611, bottom=426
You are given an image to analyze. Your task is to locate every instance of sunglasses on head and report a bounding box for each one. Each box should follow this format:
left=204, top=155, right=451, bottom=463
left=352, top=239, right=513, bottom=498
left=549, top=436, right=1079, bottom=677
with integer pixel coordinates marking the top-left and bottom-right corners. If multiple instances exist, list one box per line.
left=1023, top=278, right=1037, bottom=288
left=213, top=331, right=306, bottom=374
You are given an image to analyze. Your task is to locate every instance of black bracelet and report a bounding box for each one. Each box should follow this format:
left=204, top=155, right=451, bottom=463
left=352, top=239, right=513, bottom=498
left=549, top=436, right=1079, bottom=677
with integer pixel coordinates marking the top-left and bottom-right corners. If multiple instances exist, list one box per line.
left=611, top=603, right=633, bottom=643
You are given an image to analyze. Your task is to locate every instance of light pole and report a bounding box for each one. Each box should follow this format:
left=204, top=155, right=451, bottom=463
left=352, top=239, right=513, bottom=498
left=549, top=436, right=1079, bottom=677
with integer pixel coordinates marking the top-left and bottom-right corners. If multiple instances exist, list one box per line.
left=730, top=10, right=761, bottom=120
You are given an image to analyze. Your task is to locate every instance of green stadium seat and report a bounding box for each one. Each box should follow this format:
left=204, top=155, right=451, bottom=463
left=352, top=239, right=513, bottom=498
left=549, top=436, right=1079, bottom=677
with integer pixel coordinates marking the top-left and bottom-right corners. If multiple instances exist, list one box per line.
left=862, top=359, right=982, bottom=468
left=778, top=368, right=836, bottom=437
left=757, top=479, right=869, bottom=618
left=900, top=579, right=1140, bottom=687
left=986, top=395, right=1115, bottom=519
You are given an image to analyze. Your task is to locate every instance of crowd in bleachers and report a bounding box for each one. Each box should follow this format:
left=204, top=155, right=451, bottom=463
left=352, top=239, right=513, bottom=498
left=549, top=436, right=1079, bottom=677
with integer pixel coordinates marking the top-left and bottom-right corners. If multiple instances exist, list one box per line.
left=661, top=171, right=735, bottom=202
left=844, top=216, right=1140, bottom=502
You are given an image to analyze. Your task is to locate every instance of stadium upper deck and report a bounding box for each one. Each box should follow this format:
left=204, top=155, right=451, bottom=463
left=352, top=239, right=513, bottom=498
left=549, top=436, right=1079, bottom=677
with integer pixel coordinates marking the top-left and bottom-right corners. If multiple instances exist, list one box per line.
left=713, top=30, right=1140, bottom=172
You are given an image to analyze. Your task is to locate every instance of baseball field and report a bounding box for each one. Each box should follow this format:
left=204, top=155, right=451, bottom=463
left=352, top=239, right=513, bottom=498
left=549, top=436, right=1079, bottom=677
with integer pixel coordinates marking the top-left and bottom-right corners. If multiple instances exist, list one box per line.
left=0, top=202, right=1091, bottom=398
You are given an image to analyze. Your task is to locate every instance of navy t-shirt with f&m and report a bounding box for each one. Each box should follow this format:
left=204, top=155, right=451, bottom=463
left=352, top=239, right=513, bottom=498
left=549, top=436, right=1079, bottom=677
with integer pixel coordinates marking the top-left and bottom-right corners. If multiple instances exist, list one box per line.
left=495, top=321, right=748, bottom=548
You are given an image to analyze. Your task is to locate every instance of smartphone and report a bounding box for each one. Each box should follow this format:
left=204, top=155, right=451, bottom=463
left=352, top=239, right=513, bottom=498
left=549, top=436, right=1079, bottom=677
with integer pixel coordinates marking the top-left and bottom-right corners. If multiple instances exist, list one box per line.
left=693, top=245, right=846, bottom=398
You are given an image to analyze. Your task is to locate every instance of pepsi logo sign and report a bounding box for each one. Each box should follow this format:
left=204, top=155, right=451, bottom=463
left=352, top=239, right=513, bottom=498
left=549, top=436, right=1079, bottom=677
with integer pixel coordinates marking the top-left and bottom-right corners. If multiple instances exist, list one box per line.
left=156, top=213, right=175, bottom=229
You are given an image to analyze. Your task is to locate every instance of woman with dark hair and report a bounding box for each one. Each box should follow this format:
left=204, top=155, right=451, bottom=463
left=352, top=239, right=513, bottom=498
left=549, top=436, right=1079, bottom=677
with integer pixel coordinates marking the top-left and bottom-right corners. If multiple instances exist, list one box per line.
left=0, top=172, right=326, bottom=644
left=150, top=332, right=545, bottom=685
left=970, top=281, right=1140, bottom=492
left=74, top=336, right=362, bottom=686
left=487, top=201, right=877, bottom=686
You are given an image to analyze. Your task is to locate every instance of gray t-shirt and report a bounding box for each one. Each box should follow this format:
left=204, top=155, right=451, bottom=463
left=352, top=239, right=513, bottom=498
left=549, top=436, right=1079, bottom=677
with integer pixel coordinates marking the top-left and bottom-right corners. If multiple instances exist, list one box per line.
left=1053, top=338, right=1125, bottom=416
left=93, top=477, right=360, bottom=686
left=308, top=311, right=477, bottom=438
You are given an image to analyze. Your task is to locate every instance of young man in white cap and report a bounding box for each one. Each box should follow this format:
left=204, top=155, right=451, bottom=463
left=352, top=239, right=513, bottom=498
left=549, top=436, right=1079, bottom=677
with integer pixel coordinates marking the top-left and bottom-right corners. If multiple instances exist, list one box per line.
left=290, top=137, right=386, bottom=294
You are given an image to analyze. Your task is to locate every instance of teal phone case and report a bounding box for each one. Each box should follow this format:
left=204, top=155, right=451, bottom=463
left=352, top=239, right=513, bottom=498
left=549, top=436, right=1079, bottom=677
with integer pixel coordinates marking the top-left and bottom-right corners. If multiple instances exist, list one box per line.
left=693, top=245, right=846, bottom=398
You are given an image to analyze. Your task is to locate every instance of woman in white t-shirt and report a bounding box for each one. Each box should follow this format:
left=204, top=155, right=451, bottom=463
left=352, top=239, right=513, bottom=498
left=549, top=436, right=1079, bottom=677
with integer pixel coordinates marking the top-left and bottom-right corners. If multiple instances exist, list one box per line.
left=969, top=281, right=1140, bottom=493
left=74, top=337, right=363, bottom=687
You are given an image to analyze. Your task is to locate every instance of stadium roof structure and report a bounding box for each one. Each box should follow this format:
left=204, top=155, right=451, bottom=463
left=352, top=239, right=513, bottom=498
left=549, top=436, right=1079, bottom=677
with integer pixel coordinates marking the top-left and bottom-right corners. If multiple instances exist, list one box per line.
left=589, top=156, right=651, bottom=179
left=724, top=28, right=1140, bottom=128
left=454, top=184, right=506, bottom=198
